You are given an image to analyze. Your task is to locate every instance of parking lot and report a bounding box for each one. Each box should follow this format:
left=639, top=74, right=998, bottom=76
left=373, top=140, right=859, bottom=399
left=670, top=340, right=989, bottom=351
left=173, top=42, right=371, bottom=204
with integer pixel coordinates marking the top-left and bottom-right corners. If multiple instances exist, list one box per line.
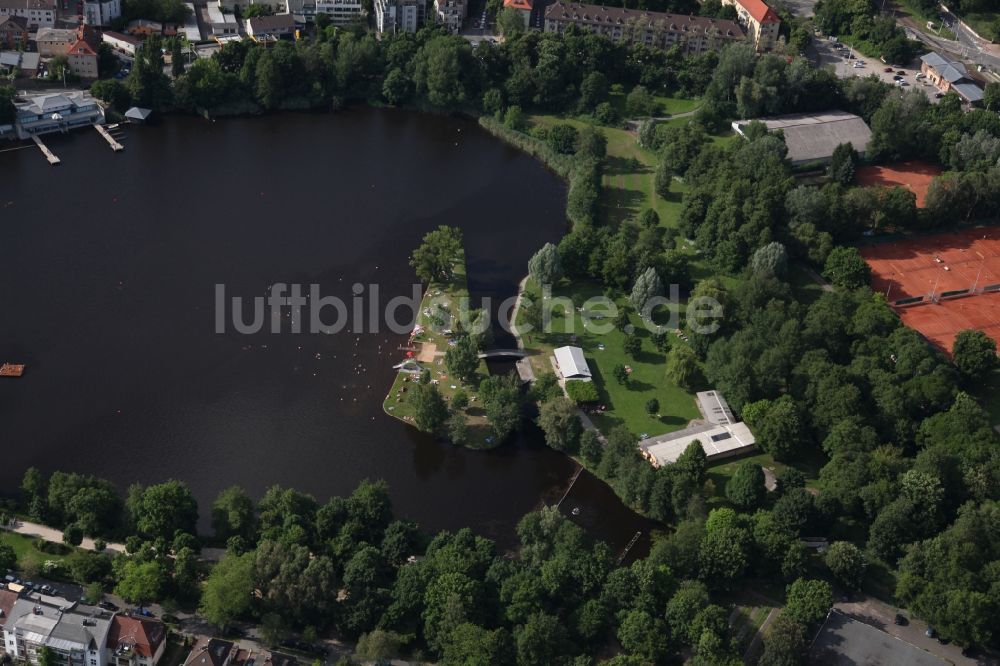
left=812, top=36, right=942, bottom=104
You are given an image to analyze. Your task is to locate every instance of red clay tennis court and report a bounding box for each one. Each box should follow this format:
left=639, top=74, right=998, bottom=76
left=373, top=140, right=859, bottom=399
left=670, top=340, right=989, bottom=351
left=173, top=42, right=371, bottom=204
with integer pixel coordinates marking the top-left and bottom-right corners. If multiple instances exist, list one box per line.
left=856, top=161, right=942, bottom=208
left=862, top=226, right=1000, bottom=355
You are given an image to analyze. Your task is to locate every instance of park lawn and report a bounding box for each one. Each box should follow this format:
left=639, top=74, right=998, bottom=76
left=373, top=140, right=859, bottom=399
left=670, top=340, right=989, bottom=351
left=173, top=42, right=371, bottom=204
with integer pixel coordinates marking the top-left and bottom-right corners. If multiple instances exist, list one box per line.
left=2, top=531, right=74, bottom=570
left=382, top=250, right=496, bottom=448
left=705, top=445, right=826, bottom=508
left=517, top=279, right=700, bottom=437
left=529, top=113, right=735, bottom=229
left=606, top=91, right=701, bottom=120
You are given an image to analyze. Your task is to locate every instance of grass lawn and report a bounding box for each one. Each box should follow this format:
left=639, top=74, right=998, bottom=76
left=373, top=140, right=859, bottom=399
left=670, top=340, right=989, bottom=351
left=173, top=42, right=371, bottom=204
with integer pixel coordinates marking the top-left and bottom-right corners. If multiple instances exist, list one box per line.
left=2, top=531, right=74, bottom=570
left=529, top=113, right=736, bottom=229
left=705, top=445, right=827, bottom=508
left=786, top=262, right=828, bottom=306
left=382, top=250, right=496, bottom=448
left=517, top=278, right=700, bottom=438
left=606, top=91, right=701, bottom=121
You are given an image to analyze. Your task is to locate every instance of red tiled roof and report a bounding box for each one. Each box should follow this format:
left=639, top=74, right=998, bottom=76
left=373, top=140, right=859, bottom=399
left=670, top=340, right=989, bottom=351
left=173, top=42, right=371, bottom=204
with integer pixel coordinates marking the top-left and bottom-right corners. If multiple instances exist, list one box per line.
left=737, top=0, right=779, bottom=24
left=0, top=589, right=18, bottom=627
left=67, top=38, right=96, bottom=56
left=503, top=0, right=532, bottom=9
left=107, top=616, right=167, bottom=659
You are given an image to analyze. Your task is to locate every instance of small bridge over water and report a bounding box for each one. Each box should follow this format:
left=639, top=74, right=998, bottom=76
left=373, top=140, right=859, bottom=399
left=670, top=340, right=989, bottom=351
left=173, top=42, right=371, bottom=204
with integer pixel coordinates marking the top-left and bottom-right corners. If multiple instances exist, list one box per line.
left=478, top=349, right=529, bottom=359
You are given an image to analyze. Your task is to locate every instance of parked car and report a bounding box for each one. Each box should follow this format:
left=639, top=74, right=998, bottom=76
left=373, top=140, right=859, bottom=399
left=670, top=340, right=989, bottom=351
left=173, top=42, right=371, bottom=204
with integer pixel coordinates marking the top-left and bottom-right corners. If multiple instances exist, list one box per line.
left=926, top=627, right=937, bottom=638
left=935, top=92, right=945, bottom=98
left=884, top=66, right=894, bottom=72
left=894, top=613, right=908, bottom=625
left=133, top=607, right=154, bottom=617
left=896, top=69, right=906, bottom=74
left=99, top=601, right=119, bottom=611
left=40, top=584, right=52, bottom=594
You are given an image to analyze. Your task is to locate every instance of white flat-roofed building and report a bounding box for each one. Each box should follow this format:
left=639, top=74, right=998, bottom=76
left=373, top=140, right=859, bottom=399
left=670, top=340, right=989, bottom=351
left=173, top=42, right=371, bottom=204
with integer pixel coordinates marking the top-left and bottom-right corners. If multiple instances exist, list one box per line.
left=375, top=0, right=419, bottom=33
left=2, top=599, right=114, bottom=666
left=639, top=421, right=756, bottom=467
left=554, top=345, right=592, bottom=381
left=315, top=0, right=362, bottom=24
left=696, top=390, right=735, bottom=425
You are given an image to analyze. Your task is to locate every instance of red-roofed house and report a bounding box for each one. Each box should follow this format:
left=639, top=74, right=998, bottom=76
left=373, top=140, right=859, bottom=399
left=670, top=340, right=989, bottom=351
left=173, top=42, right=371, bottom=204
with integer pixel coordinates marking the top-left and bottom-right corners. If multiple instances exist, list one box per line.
left=503, top=0, right=532, bottom=27
left=723, top=0, right=780, bottom=51
left=0, top=588, right=20, bottom=656
left=107, top=616, right=168, bottom=666
left=66, top=38, right=99, bottom=78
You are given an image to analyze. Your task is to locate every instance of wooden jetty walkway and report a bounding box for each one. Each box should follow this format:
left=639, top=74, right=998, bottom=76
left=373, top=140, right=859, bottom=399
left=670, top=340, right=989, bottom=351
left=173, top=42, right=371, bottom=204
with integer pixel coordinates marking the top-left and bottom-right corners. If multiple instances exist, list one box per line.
left=617, top=531, right=643, bottom=564
left=31, top=135, right=59, bottom=165
left=556, top=466, right=584, bottom=508
left=0, top=363, right=26, bottom=377
left=94, top=124, right=123, bottom=151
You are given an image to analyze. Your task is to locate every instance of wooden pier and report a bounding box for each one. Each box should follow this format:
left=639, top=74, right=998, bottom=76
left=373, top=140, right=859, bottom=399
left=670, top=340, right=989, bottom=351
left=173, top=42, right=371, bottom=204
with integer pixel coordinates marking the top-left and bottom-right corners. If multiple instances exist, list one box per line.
left=94, top=124, right=123, bottom=151
left=31, top=135, right=60, bottom=165
left=0, top=363, right=26, bottom=377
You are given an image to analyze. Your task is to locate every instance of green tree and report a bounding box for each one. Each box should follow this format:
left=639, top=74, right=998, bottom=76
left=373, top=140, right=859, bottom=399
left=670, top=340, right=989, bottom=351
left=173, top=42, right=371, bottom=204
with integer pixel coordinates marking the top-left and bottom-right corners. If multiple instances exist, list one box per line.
left=666, top=345, right=701, bottom=391
left=528, top=242, right=562, bottom=287
left=0, top=540, right=16, bottom=571
left=823, top=246, right=870, bottom=289
left=758, top=616, right=807, bottom=666
left=784, top=578, right=832, bottom=625
left=623, top=334, right=641, bottom=359
left=411, top=225, right=463, bottom=283
left=38, top=647, right=59, bottom=666
left=824, top=541, right=866, bottom=589
left=645, top=398, right=660, bottom=416
left=515, top=612, right=571, bottom=666
left=580, top=429, right=602, bottom=464
left=952, top=329, right=997, bottom=381
left=446, top=336, right=480, bottom=384
left=828, top=142, right=858, bottom=185
left=447, top=409, right=469, bottom=446
left=614, top=363, right=630, bottom=385
left=725, top=461, right=766, bottom=510
left=626, top=84, right=654, bottom=117
left=356, top=629, right=406, bottom=661
left=579, top=71, right=608, bottom=111
left=497, top=6, right=525, bottom=36
left=200, top=553, right=254, bottom=628
left=547, top=124, right=579, bottom=154
left=537, top=396, right=583, bottom=452
left=211, top=485, right=256, bottom=542
left=630, top=267, right=664, bottom=314
left=382, top=68, right=412, bottom=106
left=751, top=242, right=788, bottom=277
left=412, top=381, right=449, bottom=435
left=115, top=560, right=165, bottom=605
left=442, top=624, right=515, bottom=666
left=131, top=480, right=198, bottom=540
left=63, top=523, right=84, bottom=547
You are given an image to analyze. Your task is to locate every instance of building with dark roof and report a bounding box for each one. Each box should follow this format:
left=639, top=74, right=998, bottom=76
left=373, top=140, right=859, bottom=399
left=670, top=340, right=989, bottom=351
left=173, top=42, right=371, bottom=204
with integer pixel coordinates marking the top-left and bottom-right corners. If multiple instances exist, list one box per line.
left=0, top=14, right=26, bottom=48
left=920, top=52, right=984, bottom=105
left=183, top=637, right=234, bottom=666
left=246, top=13, right=295, bottom=40
left=543, top=1, right=745, bottom=54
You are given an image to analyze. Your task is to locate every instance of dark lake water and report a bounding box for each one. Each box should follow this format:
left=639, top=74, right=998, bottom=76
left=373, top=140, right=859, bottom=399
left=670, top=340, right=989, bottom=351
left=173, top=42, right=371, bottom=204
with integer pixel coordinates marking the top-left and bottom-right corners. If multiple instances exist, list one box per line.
left=0, top=107, right=655, bottom=556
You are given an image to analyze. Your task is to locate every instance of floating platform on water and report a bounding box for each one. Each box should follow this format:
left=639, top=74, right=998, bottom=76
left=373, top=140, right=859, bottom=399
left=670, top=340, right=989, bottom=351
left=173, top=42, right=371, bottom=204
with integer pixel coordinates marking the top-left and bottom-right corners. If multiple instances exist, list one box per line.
left=0, top=363, right=26, bottom=377
left=94, top=124, right=123, bottom=151
left=31, top=135, right=59, bottom=165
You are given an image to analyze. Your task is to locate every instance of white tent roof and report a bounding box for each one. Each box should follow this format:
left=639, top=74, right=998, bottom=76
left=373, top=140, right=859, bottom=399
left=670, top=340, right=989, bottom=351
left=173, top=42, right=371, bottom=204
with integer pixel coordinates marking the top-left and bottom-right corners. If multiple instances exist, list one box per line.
left=554, top=345, right=591, bottom=380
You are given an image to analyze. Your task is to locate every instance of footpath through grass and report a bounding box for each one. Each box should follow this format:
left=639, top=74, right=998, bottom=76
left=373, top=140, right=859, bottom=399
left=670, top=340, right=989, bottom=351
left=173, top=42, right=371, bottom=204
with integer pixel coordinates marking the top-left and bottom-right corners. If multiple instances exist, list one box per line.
left=382, top=249, right=496, bottom=448
left=2, top=531, right=74, bottom=570
left=517, top=278, right=700, bottom=438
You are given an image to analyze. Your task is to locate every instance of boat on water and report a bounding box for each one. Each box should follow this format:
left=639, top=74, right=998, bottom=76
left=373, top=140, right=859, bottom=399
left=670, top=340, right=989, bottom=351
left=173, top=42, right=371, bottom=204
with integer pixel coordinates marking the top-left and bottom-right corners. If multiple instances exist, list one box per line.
left=0, top=363, right=25, bottom=377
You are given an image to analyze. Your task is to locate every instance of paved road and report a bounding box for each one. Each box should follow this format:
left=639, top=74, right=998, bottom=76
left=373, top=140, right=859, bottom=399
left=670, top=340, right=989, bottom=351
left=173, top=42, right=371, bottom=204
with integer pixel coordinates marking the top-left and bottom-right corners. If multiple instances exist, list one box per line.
left=3, top=519, right=126, bottom=553
left=834, top=595, right=998, bottom=666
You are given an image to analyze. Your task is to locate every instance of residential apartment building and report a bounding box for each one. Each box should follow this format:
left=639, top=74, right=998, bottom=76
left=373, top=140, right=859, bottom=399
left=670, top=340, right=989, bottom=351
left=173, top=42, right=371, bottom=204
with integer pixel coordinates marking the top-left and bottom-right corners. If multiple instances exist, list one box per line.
left=375, top=0, right=420, bottom=34
left=82, top=0, right=121, bottom=26
left=721, top=0, right=779, bottom=51
left=432, top=0, right=463, bottom=33
left=66, top=38, right=98, bottom=78
left=1, top=598, right=166, bottom=666
left=543, top=2, right=744, bottom=54
left=314, top=0, right=362, bottom=25
left=2, top=599, right=114, bottom=666
left=502, top=0, right=531, bottom=28
left=0, top=14, right=25, bottom=47
left=205, top=2, right=238, bottom=35
left=0, top=0, right=55, bottom=28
